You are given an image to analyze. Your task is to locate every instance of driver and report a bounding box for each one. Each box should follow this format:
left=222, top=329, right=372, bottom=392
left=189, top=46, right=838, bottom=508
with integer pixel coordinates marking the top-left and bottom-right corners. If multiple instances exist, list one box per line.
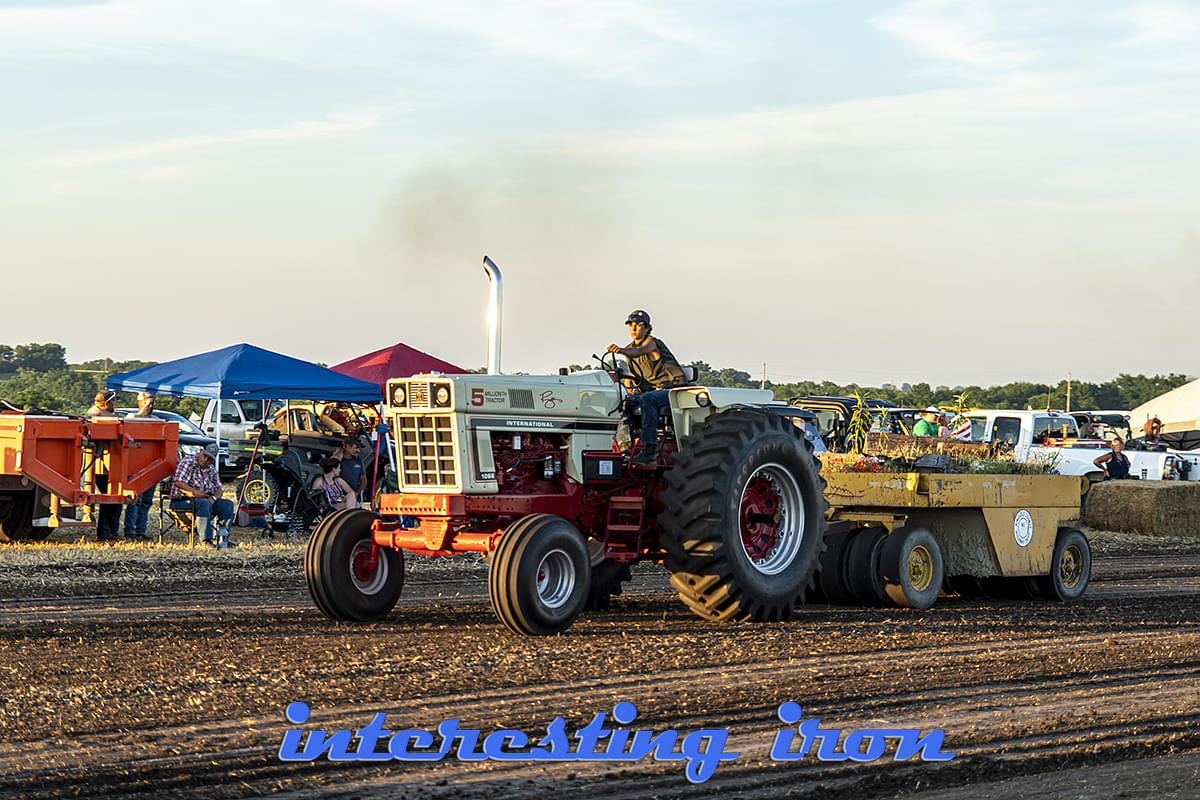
left=607, top=309, right=688, bottom=465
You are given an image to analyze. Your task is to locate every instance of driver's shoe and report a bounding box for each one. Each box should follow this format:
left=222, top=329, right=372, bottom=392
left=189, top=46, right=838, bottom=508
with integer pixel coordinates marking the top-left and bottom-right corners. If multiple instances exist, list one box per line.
left=631, top=448, right=658, bottom=467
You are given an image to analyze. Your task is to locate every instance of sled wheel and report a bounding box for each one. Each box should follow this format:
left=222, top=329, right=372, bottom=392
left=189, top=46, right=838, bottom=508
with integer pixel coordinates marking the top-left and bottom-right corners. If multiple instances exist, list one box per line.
left=1038, top=527, right=1091, bottom=602
left=845, top=526, right=889, bottom=606
left=880, top=526, right=944, bottom=610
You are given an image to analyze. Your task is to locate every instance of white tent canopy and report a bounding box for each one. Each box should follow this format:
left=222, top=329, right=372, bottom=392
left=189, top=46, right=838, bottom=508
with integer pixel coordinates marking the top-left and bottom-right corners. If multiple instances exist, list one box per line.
left=1130, top=378, right=1200, bottom=435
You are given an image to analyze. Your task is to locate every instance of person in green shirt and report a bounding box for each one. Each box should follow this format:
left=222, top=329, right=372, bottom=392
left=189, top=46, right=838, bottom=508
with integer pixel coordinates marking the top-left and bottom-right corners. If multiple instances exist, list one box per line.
left=913, top=407, right=943, bottom=437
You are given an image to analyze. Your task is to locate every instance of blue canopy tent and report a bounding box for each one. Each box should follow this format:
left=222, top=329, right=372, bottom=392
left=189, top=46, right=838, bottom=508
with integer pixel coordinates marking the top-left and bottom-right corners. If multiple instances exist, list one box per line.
left=106, top=344, right=384, bottom=529
left=105, top=343, right=382, bottom=402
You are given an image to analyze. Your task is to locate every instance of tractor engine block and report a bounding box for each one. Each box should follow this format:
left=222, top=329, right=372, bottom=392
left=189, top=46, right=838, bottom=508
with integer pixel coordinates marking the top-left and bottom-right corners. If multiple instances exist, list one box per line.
left=490, top=432, right=569, bottom=496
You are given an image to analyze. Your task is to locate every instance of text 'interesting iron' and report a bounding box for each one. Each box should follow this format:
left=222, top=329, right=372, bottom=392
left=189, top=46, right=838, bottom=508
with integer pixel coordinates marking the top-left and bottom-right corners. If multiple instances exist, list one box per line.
left=279, top=701, right=955, bottom=783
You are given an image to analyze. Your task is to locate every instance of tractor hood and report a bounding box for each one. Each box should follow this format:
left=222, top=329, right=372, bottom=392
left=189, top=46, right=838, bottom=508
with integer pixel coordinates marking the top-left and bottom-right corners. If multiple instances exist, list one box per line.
left=386, top=370, right=622, bottom=420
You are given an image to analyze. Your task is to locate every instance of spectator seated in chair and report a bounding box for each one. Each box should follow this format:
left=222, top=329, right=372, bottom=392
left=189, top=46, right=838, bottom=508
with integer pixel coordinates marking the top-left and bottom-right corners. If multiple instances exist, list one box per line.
left=170, top=442, right=235, bottom=546
left=312, top=457, right=359, bottom=513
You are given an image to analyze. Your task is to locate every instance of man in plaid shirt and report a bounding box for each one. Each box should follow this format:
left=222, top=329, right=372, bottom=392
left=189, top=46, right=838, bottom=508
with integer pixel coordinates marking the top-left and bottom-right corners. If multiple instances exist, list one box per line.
left=170, top=442, right=235, bottom=546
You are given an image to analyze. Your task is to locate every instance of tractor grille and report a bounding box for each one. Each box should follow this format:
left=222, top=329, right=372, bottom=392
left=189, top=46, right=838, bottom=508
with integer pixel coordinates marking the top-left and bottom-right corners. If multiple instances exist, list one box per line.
left=508, top=389, right=534, bottom=409
left=408, top=382, right=431, bottom=409
left=397, top=415, right=457, bottom=489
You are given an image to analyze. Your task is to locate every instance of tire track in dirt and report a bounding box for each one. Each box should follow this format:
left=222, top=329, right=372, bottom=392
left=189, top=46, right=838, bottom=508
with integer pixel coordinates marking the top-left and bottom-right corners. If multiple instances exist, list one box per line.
left=3, top=623, right=1198, bottom=799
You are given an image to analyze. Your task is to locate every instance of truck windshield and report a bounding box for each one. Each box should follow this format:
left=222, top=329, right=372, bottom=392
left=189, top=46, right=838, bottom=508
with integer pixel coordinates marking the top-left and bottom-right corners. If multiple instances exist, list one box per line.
left=1034, top=416, right=1078, bottom=439
left=993, top=417, right=1021, bottom=446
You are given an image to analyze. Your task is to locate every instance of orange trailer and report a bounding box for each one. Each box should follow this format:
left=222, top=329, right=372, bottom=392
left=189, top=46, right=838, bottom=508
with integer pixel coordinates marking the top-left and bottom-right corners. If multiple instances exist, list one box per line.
left=0, top=413, right=178, bottom=542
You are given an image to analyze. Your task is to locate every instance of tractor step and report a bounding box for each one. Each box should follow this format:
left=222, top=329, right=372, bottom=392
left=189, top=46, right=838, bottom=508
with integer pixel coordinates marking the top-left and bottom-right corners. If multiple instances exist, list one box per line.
left=606, top=495, right=645, bottom=535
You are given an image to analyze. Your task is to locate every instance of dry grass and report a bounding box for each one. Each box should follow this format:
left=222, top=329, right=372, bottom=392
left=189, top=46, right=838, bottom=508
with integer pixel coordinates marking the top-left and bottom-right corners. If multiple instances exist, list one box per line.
left=0, top=507, right=486, bottom=600
left=862, top=432, right=997, bottom=459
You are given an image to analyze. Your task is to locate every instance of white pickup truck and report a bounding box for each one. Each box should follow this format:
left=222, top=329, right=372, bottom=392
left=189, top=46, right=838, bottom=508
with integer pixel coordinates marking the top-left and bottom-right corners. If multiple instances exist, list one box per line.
left=962, top=409, right=1184, bottom=482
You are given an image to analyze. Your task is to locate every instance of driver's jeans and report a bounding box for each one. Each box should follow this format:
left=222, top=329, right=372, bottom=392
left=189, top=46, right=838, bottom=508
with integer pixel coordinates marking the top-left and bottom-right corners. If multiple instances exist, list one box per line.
left=627, top=390, right=672, bottom=449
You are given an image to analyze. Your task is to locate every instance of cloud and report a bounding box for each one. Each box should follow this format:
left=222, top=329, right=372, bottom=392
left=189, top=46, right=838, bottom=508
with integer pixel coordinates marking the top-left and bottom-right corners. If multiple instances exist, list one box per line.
left=1109, top=2, right=1200, bottom=45
left=543, top=73, right=1126, bottom=166
left=42, top=111, right=381, bottom=169
left=870, top=0, right=1043, bottom=70
left=0, top=0, right=730, bottom=83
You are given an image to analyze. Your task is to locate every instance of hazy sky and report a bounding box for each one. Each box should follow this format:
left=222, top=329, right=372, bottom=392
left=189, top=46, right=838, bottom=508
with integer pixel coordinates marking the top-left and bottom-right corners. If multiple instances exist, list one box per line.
left=2, top=0, right=1197, bottom=386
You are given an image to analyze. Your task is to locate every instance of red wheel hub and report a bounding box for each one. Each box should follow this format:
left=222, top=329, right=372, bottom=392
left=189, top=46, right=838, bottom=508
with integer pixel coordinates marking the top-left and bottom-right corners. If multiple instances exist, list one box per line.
left=352, top=550, right=377, bottom=583
left=740, top=475, right=780, bottom=560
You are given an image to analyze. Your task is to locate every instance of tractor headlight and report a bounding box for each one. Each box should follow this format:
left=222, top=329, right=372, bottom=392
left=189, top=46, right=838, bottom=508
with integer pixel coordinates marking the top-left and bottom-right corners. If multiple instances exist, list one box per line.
left=696, top=392, right=711, bottom=407
left=433, top=384, right=451, bottom=407
left=390, top=384, right=407, bottom=407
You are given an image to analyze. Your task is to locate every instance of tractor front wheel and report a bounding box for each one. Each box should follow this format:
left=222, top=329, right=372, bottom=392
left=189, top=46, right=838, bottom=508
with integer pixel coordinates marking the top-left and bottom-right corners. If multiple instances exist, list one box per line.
left=306, top=508, right=404, bottom=621
left=488, top=514, right=591, bottom=635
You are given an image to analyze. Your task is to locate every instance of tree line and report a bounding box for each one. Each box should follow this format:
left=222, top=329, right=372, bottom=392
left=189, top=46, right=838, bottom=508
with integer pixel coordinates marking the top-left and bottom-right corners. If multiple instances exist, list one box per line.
left=0, top=342, right=1189, bottom=417
left=686, top=362, right=1190, bottom=414
left=0, top=343, right=205, bottom=417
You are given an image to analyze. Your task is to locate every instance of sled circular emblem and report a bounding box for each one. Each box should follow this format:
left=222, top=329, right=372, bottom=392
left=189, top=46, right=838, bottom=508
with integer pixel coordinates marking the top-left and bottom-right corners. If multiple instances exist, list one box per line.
left=1013, top=509, right=1033, bottom=548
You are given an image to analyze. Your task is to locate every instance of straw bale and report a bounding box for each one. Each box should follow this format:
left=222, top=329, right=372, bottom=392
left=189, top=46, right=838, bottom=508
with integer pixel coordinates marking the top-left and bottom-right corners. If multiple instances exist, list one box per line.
left=1083, top=480, right=1200, bottom=537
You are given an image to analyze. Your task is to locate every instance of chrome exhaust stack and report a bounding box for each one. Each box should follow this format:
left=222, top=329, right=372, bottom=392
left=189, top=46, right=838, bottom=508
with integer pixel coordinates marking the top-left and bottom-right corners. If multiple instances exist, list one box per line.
left=483, top=256, right=503, bottom=375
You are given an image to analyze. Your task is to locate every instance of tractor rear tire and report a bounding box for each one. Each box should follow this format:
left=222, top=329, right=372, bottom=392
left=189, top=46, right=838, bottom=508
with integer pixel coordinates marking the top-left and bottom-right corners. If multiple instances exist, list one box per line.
left=880, top=526, right=944, bottom=609
left=1038, top=527, right=1091, bottom=602
left=306, top=508, right=403, bottom=622
left=583, top=559, right=633, bottom=612
left=0, top=492, right=36, bottom=543
left=845, top=527, right=889, bottom=606
left=488, top=514, right=591, bottom=635
left=661, top=409, right=828, bottom=623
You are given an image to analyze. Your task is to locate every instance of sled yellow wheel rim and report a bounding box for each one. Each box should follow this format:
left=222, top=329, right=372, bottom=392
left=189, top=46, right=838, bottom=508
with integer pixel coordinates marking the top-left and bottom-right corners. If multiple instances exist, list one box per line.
left=908, top=545, right=933, bottom=592
left=1060, top=544, right=1083, bottom=589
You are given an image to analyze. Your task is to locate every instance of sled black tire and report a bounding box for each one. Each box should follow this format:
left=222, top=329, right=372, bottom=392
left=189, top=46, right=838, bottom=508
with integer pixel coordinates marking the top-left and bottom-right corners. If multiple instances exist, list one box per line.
left=583, top=558, right=633, bottom=612
left=1038, top=527, right=1091, bottom=602
left=660, top=408, right=828, bottom=623
left=306, top=508, right=403, bottom=622
left=880, top=526, right=944, bottom=610
left=488, top=514, right=591, bottom=635
left=816, top=527, right=857, bottom=605
left=845, top=527, right=889, bottom=606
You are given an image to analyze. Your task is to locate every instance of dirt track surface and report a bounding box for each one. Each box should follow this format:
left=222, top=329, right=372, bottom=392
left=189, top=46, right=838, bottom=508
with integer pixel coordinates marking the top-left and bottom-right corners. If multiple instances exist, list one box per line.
left=1, top=529, right=1199, bottom=799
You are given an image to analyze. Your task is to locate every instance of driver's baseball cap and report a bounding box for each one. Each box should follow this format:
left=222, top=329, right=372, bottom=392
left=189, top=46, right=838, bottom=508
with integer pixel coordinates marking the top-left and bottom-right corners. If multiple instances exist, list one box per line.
left=625, top=309, right=651, bottom=325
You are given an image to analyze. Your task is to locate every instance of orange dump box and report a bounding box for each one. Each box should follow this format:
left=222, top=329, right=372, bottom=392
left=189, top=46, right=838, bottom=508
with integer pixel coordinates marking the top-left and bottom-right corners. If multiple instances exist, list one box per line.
left=0, top=414, right=178, bottom=540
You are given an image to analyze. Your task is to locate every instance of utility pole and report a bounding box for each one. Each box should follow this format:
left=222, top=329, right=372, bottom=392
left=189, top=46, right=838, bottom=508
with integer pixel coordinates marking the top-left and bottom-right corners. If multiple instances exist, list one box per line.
left=761, top=363, right=766, bottom=390
left=1066, top=373, right=1072, bottom=414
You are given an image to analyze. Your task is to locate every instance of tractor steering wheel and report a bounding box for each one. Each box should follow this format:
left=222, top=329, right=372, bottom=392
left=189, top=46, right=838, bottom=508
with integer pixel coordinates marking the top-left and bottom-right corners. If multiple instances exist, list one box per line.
left=597, top=350, right=628, bottom=380
left=596, top=351, right=633, bottom=412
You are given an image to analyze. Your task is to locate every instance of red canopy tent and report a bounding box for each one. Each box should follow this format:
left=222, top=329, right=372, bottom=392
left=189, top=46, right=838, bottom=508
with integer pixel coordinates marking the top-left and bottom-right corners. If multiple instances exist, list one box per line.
left=330, top=342, right=465, bottom=388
